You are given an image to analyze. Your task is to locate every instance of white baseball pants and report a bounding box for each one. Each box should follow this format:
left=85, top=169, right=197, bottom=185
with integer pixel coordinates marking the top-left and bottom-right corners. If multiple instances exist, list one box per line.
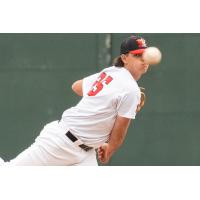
left=0, top=121, right=98, bottom=166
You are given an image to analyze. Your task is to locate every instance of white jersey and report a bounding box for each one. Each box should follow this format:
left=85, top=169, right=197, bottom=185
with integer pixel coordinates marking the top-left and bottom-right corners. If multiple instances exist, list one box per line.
left=60, top=66, right=141, bottom=147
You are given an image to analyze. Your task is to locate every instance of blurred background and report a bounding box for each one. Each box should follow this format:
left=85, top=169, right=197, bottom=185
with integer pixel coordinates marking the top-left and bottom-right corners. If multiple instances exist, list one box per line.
left=0, top=33, right=200, bottom=166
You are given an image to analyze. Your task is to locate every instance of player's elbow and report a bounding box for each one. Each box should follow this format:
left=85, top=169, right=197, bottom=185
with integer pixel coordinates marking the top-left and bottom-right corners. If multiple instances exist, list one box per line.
left=71, top=81, right=77, bottom=91
left=72, top=80, right=83, bottom=96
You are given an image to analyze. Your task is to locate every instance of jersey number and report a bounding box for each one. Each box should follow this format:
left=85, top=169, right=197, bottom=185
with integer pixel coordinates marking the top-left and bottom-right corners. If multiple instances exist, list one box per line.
left=88, top=72, right=113, bottom=96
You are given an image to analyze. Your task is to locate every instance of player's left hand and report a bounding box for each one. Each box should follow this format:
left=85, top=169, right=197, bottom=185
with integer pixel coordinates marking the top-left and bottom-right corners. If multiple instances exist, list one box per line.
left=136, top=87, right=146, bottom=112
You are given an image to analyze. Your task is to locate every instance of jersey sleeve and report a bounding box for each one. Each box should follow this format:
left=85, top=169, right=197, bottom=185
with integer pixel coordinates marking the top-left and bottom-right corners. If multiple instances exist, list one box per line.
left=82, top=73, right=99, bottom=96
left=117, top=88, right=141, bottom=119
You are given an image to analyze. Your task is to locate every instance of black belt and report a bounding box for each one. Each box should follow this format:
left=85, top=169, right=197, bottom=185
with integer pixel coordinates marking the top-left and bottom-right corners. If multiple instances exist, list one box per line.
left=66, top=131, right=93, bottom=152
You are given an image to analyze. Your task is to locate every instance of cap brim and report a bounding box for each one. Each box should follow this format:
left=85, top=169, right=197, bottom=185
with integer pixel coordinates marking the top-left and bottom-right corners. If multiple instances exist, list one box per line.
left=129, top=49, right=145, bottom=55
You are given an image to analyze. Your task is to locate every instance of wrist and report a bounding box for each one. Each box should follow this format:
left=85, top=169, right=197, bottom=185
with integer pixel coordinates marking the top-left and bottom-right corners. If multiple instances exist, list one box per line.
left=106, top=143, right=117, bottom=157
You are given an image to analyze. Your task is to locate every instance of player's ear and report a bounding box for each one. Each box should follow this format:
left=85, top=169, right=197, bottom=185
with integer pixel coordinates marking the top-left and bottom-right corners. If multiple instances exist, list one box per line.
left=121, top=54, right=127, bottom=65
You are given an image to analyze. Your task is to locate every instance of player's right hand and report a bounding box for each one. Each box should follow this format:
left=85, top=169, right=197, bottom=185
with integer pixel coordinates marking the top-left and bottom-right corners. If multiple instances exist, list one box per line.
left=97, top=143, right=111, bottom=164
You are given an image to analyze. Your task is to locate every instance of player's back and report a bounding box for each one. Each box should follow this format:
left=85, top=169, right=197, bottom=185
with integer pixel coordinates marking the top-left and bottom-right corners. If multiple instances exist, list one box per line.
left=60, top=66, right=140, bottom=147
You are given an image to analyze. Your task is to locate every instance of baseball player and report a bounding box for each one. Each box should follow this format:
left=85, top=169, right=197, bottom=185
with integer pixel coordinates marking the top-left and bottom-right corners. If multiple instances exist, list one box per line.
left=0, top=35, right=149, bottom=166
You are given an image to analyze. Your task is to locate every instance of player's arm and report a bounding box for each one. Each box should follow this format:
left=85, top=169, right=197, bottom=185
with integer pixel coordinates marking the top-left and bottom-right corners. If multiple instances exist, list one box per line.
left=98, top=115, right=131, bottom=164
left=71, top=80, right=83, bottom=96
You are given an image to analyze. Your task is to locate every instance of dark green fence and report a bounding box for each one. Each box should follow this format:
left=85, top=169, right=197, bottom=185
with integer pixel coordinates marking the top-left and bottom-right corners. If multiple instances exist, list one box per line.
left=0, top=33, right=200, bottom=165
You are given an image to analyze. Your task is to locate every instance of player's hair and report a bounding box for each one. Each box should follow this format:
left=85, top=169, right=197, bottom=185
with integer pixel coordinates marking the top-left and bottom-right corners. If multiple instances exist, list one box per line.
left=112, top=56, right=124, bottom=67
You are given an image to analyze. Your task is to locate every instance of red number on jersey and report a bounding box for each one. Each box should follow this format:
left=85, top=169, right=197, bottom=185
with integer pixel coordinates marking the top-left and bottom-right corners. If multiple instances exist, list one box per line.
left=88, top=72, right=113, bottom=96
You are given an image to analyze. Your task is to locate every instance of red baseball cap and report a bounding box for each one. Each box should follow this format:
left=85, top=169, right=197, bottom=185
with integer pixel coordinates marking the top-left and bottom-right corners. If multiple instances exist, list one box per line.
left=120, top=35, right=148, bottom=55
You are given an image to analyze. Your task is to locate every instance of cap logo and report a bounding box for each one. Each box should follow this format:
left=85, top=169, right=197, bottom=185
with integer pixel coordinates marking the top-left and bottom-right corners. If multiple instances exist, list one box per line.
left=136, top=38, right=147, bottom=48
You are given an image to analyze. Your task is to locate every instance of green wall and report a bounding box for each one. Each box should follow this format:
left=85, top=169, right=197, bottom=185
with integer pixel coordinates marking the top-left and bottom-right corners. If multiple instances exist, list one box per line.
left=0, top=33, right=200, bottom=165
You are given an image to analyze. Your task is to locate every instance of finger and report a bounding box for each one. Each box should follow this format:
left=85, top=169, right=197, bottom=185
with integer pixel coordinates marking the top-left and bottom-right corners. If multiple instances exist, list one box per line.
left=100, top=158, right=107, bottom=164
left=98, top=146, right=103, bottom=151
left=97, top=149, right=104, bottom=156
left=97, top=148, right=104, bottom=155
left=98, top=153, right=104, bottom=159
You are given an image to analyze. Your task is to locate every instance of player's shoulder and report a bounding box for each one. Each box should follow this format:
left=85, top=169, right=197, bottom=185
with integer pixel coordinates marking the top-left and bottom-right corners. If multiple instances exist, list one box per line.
left=125, top=79, right=140, bottom=95
left=101, top=66, right=118, bottom=73
left=101, top=66, right=140, bottom=91
left=121, top=71, right=140, bottom=95
left=102, top=66, right=130, bottom=78
left=116, top=67, right=139, bottom=89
